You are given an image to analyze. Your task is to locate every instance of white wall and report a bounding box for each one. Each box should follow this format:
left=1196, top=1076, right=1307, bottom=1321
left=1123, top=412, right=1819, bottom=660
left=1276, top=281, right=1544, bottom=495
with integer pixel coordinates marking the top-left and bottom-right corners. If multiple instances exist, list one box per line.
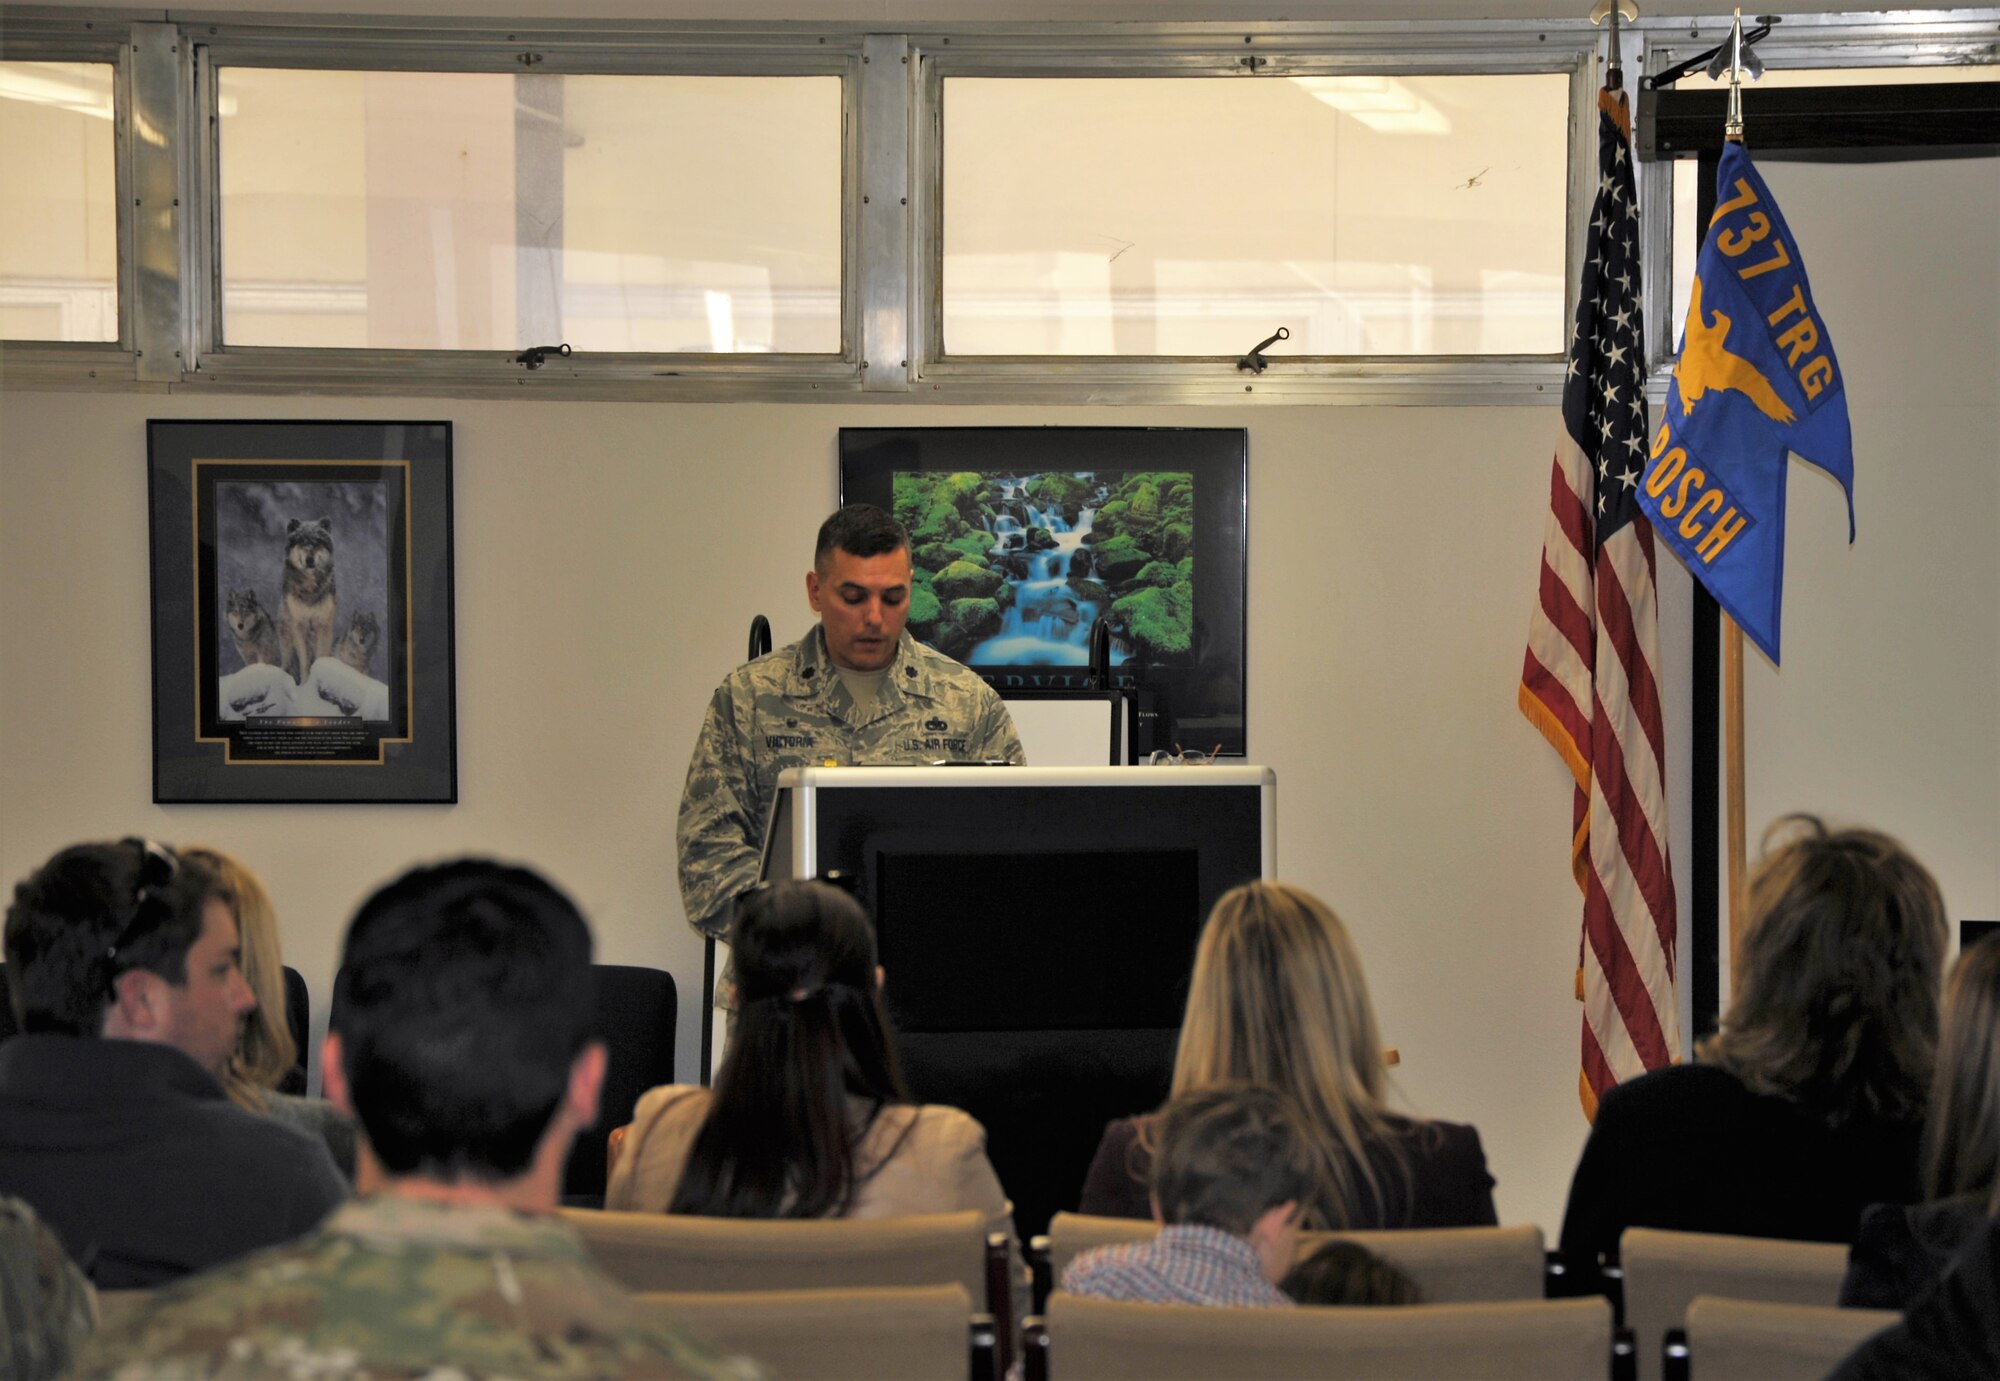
left=1732, top=156, right=2000, bottom=944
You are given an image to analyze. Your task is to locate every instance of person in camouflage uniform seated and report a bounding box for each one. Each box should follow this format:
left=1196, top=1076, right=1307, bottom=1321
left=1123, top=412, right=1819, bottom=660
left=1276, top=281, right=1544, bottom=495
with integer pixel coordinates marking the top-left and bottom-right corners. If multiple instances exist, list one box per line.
left=677, top=503, right=1025, bottom=936
left=74, top=859, right=761, bottom=1381
left=0, top=1194, right=95, bottom=1380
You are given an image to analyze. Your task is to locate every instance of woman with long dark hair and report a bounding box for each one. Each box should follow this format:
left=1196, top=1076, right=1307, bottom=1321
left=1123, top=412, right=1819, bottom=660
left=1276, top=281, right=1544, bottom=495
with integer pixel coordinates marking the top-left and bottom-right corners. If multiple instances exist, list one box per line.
left=608, top=880, right=1013, bottom=1235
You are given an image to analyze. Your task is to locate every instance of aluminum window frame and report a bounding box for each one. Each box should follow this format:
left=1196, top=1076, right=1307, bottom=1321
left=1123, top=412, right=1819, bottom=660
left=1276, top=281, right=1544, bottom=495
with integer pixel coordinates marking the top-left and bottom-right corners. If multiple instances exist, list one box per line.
left=1634, top=9, right=2000, bottom=381
left=184, top=17, right=866, bottom=396
left=6, top=9, right=1989, bottom=403
left=0, top=14, right=147, bottom=384
left=910, top=21, right=1601, bottom=405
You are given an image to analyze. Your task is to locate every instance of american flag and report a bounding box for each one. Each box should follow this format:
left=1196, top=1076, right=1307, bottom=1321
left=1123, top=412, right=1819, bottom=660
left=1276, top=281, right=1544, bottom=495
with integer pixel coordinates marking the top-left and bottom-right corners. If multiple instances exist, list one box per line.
left=1519, top=87, right=1681, bottom=1117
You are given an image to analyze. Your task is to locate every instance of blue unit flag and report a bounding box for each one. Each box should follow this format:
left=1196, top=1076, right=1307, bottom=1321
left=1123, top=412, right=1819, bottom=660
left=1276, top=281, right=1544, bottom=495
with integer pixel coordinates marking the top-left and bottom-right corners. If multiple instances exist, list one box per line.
left=1637, top=141, right=1854, bottom=664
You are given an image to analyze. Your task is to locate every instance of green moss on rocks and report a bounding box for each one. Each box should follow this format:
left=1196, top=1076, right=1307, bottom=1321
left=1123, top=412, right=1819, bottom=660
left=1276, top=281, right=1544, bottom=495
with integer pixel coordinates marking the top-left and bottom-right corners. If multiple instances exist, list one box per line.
left=947, top=597, right=1003, bottom=642
left=1090, top=535, right=1151, bottom=585
left=1113, top=582, right=1193, bottom=658
left=935, top=561, right=1006, bottom=602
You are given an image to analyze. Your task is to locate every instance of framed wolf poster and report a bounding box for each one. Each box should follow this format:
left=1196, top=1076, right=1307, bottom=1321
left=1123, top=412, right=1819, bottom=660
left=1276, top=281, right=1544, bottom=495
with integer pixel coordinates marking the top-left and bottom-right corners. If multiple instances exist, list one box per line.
left=147, top=420, right=456, bottom=803
left=838, top=427, right=1248, bottom=758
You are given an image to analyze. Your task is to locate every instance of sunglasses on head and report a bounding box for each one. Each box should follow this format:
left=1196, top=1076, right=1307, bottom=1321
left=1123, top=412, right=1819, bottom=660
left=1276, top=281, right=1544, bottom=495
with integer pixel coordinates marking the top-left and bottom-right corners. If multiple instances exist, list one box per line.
left=103, top=839, right=181, bottom=983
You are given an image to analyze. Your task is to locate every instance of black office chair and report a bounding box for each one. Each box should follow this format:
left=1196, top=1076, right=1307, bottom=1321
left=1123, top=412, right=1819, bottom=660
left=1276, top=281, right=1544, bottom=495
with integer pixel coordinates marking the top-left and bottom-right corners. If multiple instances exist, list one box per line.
left=567, top=964, right=678, bottom=1204
left=330, top=960, right=677, bottom=1204
left=279, top=964, right=310, bottom=1094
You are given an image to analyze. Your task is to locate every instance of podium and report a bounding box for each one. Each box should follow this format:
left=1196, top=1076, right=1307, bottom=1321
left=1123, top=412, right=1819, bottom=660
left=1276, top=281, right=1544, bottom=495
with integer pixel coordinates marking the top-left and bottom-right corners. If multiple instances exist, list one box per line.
left=727, top=763, right=1275, bottom=1236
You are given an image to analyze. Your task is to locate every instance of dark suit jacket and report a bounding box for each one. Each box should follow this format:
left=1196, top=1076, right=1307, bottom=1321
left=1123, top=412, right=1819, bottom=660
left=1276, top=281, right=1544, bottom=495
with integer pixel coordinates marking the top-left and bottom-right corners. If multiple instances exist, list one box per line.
left=1839, top=1194, right=1990, bottom=1310
left=0, top=1035, right=347, bottom=1288
left=1558, top=1063, right=1922, bottom=1276
left=1078, top=1109, right=1498, bottom=1229
left=1831, top=1217, right=2000, bottom=1380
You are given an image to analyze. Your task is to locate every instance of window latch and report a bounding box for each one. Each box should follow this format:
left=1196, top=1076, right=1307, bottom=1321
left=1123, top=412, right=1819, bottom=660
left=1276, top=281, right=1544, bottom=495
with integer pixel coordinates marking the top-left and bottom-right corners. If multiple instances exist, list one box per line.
left=1236, top=326, right=1289, bottom=374
left=513, top=343, right=571, bottom=370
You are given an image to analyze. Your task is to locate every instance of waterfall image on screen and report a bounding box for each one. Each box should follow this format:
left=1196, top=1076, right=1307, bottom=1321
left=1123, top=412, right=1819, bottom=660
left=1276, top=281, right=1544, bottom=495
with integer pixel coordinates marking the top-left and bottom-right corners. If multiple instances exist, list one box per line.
left=894, top=469, right=1193, bottom=668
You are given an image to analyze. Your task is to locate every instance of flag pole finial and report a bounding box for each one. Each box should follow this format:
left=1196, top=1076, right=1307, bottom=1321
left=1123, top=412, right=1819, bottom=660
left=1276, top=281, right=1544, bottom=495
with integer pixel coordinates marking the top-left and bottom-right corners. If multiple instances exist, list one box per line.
left=1705, top=8, right=1767, bottom=143
left=1590, top=0, right=1640, bottom=91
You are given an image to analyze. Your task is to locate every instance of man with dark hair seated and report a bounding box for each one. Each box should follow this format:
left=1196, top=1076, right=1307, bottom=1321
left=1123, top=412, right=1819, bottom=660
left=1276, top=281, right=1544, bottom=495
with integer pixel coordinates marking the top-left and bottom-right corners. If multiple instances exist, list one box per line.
left=1062, top=1083, right=1312, bottom=1308
left=76, top=858, right=760, bottom=1379
left=0, top=839, right=346, bottom=1288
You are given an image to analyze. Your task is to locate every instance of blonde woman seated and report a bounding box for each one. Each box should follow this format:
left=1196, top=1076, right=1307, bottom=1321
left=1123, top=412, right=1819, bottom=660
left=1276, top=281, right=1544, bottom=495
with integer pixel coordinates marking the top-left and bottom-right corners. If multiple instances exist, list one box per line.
left=1078, top=881, right=1497, bottom=1229
left=184, top=846, right=357, bottom=1181
left=1841, top=933, right=2000, bottom=1309
left=608, top=881, right=1017, bottom=1261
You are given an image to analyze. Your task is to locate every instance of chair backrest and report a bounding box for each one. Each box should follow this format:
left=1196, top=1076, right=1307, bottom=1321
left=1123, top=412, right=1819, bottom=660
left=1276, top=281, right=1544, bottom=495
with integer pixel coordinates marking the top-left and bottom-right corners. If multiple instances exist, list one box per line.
left=566, top=964, right=677, bottom=1202
left=1676, top=1295, right=1898, bottom=1381
left=0, top=965, right=15, bottom=1043
left=1038, top=1294, right=1613, bottom=1381
left=639, top=1283, right=983, bottom=1381
left=279, top=964, right=310, bottom=1095
left=1620, top=1228, right=1848, bottom=1381
left=562, top=1207, right=989, bottom=1297
left=1045, top=1214, right=1547, bottom=1302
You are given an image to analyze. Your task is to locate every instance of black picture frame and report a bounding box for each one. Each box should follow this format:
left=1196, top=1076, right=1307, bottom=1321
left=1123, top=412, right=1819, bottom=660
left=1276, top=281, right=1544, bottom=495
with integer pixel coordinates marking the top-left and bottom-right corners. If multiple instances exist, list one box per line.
left=839, top=427, right=1248, bottom=758
left=147, top=420, right=456, bottom=803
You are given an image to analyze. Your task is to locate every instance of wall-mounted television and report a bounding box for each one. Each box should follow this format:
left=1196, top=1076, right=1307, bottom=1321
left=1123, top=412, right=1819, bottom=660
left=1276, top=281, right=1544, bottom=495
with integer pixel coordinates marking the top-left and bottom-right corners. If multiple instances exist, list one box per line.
left=839, top=427, right=1248, bottom=758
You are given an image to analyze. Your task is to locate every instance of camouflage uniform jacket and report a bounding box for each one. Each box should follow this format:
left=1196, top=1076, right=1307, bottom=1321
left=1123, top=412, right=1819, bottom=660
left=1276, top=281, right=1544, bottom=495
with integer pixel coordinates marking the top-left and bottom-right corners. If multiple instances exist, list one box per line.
left=0, top=1194, right=94, bottom=1381
left=70, top=1196, right=764, bottom=1380
left=677, top=627, right=1025, bottom=935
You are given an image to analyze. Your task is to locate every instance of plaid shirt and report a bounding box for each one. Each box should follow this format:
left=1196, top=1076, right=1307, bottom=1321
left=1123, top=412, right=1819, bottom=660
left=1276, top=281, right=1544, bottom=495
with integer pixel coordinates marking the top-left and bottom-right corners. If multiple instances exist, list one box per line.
left=1060, top=1224, right=1294, bottom=1308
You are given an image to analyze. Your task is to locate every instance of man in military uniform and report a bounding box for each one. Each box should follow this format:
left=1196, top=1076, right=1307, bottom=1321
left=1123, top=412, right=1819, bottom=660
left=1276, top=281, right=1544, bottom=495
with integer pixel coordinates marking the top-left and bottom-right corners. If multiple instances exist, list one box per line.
left=75, top=859, right=760, bottom=1381
left=677, top=503, right=1025, bottom=936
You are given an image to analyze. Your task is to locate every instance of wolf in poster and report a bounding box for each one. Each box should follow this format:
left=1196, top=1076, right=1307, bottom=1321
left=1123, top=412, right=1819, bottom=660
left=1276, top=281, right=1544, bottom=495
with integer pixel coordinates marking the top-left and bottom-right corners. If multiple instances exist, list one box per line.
left=209, top=480, right=396, bottom=728
left=894, top=470, right=1194, bottom=668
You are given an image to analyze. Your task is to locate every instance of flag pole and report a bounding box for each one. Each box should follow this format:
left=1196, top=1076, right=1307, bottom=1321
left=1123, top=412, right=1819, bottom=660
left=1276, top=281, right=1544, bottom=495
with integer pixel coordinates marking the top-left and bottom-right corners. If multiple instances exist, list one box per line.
left=1724, top=617, right=1747, bottom=957
left=1709, top=9, right=1760, bottom=965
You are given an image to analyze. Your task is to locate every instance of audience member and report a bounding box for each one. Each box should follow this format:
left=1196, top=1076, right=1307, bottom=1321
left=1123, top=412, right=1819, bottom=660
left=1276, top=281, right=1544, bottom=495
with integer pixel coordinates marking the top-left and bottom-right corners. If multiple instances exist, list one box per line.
left=1281, top=1239, right=1422, bottom=1306
left=608, top=882, right=1020, bottom=1282
left=1841, top=932, right=2000, bottom=1308
left=184, top=845, right=358, bottom=1180
left=1828, top=1217, right=2000, bottom=1380
left=1079, top=881, right=1496, bottom=1229
left=0, top=1194, right=95, bottom=1381
left=0, top=838, right=346, bottom=1287
left=75, top=858, right=760, bottom=1379
left=1062, top=1083, right=1309, bottom=1307
left=1561, top=815, right=1945, bottom=1278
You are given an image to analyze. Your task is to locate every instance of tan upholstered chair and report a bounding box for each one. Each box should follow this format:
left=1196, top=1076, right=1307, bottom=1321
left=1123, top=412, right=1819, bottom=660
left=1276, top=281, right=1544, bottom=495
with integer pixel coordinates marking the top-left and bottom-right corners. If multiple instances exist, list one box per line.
left=1669, top=1296, right=1899, bottom=1381
left=1040, top=1213, right=1546, bottom=1305
left=640, top=1283, right=988, bottom=1381
left=1028, top=1293, right=1613, bottom=1381
left=564, top=1208, right=1012, bottom=1367
left=563, top=1207, right=989, bottom=1294
left=1618, top=1228, right=1849, bottom=1381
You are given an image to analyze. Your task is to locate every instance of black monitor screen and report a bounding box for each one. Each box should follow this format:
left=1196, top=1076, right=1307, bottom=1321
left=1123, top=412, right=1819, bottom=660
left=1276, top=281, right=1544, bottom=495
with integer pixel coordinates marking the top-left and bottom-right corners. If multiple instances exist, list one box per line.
left=873, top=846, right=1202, bottom=1034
